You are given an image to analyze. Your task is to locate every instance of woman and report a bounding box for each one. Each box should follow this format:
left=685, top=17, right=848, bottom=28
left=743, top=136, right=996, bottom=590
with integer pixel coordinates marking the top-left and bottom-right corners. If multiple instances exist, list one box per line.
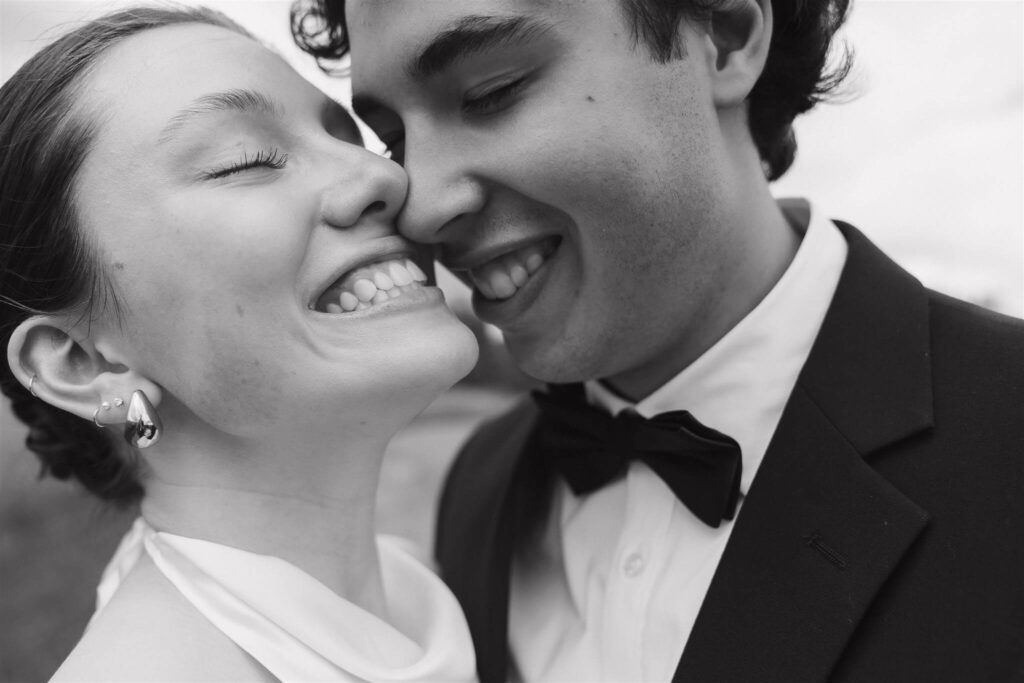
left=0, top=6, right=478, bottom=681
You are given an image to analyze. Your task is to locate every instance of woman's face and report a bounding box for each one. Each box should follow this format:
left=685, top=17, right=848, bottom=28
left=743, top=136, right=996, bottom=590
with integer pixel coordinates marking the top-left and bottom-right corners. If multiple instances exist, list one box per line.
left=72, top=23, right=477, bottom=439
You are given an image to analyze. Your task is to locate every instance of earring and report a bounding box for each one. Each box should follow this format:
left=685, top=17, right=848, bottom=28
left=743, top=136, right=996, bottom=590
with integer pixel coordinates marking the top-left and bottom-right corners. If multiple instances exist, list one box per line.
left=91, top=397, right=123, bottom=428
left=124, top=390, right=162, bottom=449
left=28, top=374, right=39, bottom=397
left=92, top=404, right=109, bottom=428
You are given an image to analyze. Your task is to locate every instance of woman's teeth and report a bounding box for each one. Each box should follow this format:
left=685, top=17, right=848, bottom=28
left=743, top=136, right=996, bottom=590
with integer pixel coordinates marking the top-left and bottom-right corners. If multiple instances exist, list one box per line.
left=470, top=242, right=551, bottom=301
left=318, top=258, right=427, bottom=314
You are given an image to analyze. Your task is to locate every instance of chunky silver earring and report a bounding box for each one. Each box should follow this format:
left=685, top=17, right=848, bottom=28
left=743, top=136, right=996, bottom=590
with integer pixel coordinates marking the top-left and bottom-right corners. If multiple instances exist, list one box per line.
left=124, top=390, right=162, bottom=448
left=28, top=374, right=39, bottom=397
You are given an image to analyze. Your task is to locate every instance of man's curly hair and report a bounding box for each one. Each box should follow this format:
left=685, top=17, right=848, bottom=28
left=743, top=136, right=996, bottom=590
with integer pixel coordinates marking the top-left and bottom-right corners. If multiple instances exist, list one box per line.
left=291, top=0, right=853, bottom=181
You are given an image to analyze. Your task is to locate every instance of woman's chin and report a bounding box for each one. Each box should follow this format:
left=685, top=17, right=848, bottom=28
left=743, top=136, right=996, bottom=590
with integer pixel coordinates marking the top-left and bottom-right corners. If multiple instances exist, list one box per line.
left=443, top=321, right=482, bottom=382
left=369, top=305, right=480, bottom=385
left=163, top=311, right=481, bottom=443
left=393, top=322, right=480, bottom=401
left=311, top=322, right=480, bottom=435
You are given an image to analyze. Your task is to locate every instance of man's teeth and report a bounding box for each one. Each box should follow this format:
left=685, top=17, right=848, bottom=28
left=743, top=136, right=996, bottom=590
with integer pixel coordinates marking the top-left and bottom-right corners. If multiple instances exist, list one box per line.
left=470, top=243, right=550, bottom=301
left=319, top=258, right=427, bottom=313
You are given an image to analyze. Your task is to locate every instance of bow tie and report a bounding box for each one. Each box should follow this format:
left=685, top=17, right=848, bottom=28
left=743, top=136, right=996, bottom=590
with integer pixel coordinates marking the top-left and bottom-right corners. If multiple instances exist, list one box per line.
left=532, top=384, right=743, bottom=528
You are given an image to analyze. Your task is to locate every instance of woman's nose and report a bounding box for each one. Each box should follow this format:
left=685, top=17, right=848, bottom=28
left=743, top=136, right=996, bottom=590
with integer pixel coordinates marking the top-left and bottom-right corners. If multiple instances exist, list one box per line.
left=321, top=147, right=408, bottom=230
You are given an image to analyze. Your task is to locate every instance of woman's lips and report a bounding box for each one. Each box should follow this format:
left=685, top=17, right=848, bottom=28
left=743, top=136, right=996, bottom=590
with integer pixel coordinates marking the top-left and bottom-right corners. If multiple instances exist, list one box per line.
left=313, top=258, right=428, bottom=313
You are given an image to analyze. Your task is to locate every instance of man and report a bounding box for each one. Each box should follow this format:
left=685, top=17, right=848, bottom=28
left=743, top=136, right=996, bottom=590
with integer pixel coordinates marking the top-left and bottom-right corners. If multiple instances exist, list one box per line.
left=293, top=1, right=1024, bottom=681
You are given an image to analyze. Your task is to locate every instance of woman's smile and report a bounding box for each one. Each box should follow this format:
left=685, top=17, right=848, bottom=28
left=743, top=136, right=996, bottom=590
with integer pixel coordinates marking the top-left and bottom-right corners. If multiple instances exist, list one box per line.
left=312, top=256, right=429, bottom=313
left=312, top=268, right=445, bottom=323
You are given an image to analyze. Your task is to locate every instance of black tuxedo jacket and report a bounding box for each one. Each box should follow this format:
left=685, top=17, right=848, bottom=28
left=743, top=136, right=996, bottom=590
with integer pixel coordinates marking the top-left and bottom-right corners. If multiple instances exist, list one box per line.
left=435, top=223, right=1024, bottom=682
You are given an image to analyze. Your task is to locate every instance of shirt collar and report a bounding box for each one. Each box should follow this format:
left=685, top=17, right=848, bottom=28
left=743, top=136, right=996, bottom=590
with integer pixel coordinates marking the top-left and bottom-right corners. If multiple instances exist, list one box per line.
left=585, top=199, right=848, bottom=494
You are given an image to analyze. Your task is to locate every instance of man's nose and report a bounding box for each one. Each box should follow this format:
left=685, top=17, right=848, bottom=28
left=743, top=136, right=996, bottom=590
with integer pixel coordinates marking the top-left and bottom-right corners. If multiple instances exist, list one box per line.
left=321, top=146, right=408, bottom=230
left=396, top=132, right=485, bottom=245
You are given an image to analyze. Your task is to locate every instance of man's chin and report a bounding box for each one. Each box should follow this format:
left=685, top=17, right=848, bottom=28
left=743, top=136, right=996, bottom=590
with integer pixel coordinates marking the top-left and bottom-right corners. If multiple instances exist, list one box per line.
left=503, top=333, right=596, bottom=386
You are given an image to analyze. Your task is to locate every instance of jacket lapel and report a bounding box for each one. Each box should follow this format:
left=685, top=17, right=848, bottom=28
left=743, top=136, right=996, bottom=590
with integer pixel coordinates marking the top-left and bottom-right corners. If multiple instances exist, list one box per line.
left=675, top=223, right=934, bottom=682
left=435, top=398, right=549, bottom=683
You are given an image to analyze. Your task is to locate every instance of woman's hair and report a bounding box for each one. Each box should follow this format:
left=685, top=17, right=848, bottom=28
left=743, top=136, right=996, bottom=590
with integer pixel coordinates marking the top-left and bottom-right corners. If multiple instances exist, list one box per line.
left=290, top=0, right=853, bottom=181
left=0, top=5, right=253, bottom=506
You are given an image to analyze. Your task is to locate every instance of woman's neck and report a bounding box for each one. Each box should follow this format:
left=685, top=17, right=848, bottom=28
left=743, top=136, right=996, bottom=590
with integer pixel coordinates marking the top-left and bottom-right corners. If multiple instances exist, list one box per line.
left=139, top=430, right=392, bottom=619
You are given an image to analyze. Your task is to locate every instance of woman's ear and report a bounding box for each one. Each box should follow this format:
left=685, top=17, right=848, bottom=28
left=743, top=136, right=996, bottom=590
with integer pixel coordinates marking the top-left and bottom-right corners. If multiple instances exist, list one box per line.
left=701, top=0, right=773, bottom=107
left=7, top=315, right=162, bottom=426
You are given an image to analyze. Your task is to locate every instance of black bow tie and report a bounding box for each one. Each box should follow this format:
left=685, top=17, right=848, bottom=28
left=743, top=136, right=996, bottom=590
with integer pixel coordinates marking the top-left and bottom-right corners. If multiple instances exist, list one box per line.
left=532, top=384, right=743, bottom=528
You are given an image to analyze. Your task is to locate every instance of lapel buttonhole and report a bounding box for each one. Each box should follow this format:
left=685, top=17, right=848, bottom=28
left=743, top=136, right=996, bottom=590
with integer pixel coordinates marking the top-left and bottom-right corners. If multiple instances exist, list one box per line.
left=803, top=531, right=849, bottom=570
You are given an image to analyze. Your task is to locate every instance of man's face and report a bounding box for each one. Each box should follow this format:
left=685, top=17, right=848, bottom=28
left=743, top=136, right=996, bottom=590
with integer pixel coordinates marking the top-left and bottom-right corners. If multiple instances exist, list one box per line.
left=348, top=0, right=740, bottom=391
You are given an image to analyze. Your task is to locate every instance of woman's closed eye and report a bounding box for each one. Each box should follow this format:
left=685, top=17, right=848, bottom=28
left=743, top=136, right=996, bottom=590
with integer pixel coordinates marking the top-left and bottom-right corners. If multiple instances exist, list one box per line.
left=202, top=148, right=288, bottom=180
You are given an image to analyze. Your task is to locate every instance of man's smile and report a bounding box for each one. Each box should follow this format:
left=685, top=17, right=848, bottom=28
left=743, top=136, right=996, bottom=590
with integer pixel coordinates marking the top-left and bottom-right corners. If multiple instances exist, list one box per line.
left=465, top=236, right=560, bottom=301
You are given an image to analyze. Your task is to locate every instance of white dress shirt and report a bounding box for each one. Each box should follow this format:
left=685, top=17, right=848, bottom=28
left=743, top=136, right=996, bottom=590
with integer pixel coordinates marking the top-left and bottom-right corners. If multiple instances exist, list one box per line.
left=508, top=201, right=849, bottom=682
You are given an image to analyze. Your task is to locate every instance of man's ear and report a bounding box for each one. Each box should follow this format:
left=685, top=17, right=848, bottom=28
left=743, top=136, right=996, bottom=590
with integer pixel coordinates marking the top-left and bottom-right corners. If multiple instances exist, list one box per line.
left=7, top=315, right=162, bottom=426
left=701, top=0, right=773, bottom=107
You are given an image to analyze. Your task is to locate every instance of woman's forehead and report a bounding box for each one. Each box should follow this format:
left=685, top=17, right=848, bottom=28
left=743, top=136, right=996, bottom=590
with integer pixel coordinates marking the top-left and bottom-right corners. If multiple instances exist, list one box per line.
left=79, top=23, right=311, bottom=140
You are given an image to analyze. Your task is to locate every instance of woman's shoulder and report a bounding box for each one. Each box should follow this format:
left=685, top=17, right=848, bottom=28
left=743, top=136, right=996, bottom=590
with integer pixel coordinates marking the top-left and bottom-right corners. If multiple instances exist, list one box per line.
left=51, top=553, right=275, bottom=682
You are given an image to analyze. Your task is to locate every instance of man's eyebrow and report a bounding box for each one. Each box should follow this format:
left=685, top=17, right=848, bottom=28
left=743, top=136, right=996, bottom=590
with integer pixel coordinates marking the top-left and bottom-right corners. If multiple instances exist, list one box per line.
left=158, top=88, right=282, bottom=144
left=410, top=15, right=555, bottom=80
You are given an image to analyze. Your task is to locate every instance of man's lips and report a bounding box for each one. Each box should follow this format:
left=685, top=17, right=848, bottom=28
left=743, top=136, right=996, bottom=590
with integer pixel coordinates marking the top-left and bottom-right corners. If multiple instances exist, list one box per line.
left=447, top=236, right=560, bottom=301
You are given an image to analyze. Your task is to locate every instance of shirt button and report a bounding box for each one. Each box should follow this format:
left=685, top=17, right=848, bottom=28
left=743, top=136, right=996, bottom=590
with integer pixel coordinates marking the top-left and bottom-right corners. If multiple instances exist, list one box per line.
left=623, top=552, right=645, bottom=578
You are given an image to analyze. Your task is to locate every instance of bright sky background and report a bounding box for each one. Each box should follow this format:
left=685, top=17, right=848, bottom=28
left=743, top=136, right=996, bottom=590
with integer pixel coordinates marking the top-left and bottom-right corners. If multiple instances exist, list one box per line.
left=2, top=0, right=1022, bottom=315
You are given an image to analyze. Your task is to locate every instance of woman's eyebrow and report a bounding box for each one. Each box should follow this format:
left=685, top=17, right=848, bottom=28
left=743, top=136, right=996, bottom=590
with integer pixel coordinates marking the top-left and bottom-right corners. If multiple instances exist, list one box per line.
left=158, top=88, right=282, bottom=144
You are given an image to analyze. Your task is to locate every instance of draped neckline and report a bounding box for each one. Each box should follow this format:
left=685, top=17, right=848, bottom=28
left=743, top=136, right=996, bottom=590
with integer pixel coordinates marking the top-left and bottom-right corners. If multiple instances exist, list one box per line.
left=94, top=518, right=476, bottom=682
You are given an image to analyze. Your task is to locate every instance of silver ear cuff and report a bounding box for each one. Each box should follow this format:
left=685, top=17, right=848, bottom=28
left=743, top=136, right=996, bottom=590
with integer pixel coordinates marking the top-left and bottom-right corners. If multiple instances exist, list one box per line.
left=91, top=397, right=124, bottom=428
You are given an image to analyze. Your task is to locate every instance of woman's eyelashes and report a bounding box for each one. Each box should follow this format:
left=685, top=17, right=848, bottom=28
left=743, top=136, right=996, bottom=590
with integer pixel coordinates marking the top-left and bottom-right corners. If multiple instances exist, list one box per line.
left=461, top=75, right=529, bottom=116
left=202, top=148, right=288, bottom=180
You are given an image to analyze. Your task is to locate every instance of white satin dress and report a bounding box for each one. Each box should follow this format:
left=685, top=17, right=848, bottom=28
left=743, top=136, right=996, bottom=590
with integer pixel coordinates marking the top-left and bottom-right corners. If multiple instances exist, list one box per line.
left=92, top=518, right=477, bottom=682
